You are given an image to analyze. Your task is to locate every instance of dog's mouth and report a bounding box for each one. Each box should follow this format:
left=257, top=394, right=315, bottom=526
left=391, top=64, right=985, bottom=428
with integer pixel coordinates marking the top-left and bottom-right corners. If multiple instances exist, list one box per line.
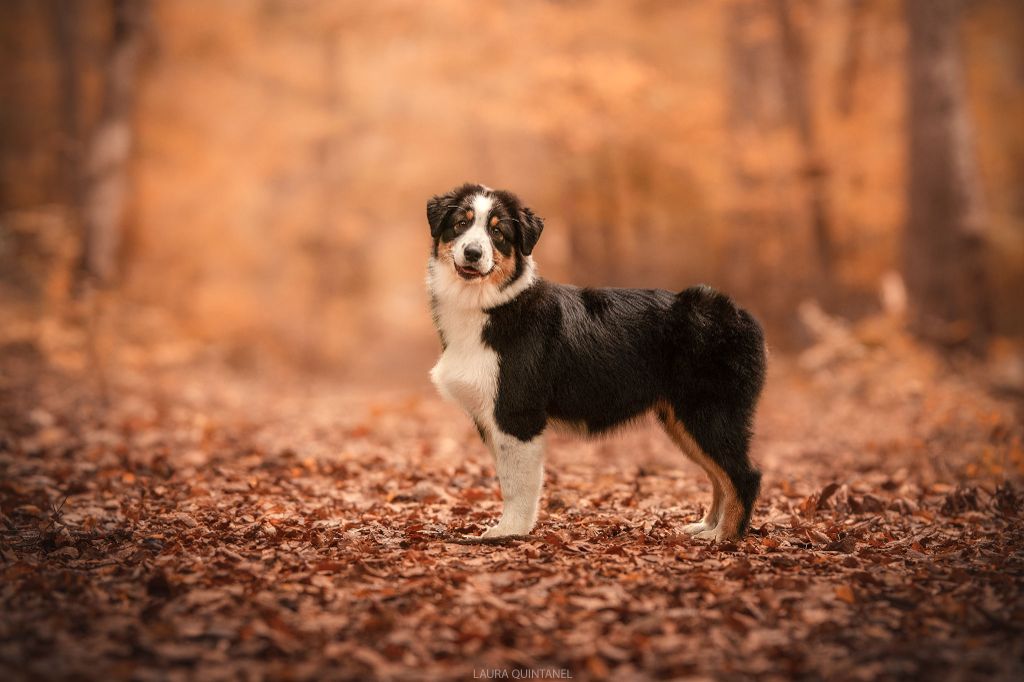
left=455, top=264, right=488, bottom=280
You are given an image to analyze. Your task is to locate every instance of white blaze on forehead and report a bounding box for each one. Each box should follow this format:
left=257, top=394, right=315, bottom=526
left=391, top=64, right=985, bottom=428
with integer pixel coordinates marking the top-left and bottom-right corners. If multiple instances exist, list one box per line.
left=454, top=193, right=495, bottom=273
left=470, top=194, right=493, bottom=227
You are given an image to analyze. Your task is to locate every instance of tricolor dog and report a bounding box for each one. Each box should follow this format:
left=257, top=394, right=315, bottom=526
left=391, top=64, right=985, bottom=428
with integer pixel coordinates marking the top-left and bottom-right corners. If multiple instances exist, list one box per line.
left=427, top=183, right=766, bottom=540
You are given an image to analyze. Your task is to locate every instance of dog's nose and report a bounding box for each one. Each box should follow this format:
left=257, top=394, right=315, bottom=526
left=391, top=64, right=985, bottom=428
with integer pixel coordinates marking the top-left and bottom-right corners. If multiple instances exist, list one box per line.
left=463, top=244, right=483, bottom=263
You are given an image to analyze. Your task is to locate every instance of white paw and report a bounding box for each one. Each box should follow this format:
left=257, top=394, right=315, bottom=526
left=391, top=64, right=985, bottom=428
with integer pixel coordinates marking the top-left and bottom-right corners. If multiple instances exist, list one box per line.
left=694, top=528, right=723, bottom=541
left=682, top=522, right=710, bottom=535
left=480, top=520, right=533, bottom=538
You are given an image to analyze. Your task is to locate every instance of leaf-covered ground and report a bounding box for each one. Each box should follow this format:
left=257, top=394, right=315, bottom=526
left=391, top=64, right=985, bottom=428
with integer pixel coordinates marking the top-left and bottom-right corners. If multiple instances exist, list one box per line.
left=1, top=331, right=1023, bottom=681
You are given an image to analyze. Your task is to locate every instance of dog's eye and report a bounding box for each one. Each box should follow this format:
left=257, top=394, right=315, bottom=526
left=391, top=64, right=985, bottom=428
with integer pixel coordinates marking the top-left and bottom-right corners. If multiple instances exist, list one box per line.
left=456, top=220, right=469, bottom=230
left=489, top=226, right=504, bottom=241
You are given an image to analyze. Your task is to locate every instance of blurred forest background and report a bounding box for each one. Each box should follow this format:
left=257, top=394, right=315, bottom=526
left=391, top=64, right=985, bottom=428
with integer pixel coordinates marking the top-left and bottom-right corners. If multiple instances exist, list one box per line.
left=1, top=0, right=1023, bottom=382
left=3, top=3, right=1024, bottom=679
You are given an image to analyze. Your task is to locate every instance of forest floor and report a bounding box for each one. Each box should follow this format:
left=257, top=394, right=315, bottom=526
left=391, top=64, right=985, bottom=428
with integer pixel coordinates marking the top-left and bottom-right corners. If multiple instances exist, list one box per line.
left=1, top=318, right=1023, bottom=681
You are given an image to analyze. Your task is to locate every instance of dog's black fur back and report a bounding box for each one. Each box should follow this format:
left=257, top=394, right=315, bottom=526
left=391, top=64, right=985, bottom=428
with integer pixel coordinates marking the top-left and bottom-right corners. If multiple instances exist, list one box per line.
left=483, top=281, right=766, bottom=532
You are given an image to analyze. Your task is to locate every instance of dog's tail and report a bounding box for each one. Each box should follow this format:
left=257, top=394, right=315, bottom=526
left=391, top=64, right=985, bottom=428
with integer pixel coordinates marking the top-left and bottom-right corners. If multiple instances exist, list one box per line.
left=670, top=284, right=766, bottom=397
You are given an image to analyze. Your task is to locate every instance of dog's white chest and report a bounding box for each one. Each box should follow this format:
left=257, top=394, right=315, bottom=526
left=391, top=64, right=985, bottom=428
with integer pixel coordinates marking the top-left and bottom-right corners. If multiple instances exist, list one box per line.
left=429, top=303, right=498, bottom=423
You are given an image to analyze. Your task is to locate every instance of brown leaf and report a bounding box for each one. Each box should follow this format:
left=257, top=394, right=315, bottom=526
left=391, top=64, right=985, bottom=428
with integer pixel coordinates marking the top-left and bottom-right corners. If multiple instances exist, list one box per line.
left=817, top=482, right=841, bottom=510
left=834, top=585, right=856, bottom=605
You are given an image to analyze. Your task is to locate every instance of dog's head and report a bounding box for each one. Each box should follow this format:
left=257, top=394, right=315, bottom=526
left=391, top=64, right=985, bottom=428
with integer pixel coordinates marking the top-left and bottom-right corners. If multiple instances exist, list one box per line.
left=427, top=184, right=544, bottom=289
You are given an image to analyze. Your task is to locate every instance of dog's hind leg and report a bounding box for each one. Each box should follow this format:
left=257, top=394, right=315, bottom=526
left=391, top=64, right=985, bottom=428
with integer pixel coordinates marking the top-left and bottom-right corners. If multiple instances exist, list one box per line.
left=480, top=430, right=545, bottom=538
left=663, top=287, right=766, bottom=539
left=682, top=470, right=723, bottom=536
left=656, top=402, right=734, bottom=538
left=672, top=403, right=761, bottom=541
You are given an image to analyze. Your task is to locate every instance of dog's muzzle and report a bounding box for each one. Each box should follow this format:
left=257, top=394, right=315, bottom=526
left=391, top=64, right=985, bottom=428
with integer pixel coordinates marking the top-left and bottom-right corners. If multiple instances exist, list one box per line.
left=455, top=263, right=486, bottom=280
left=455, top=242, right=490, bottom=279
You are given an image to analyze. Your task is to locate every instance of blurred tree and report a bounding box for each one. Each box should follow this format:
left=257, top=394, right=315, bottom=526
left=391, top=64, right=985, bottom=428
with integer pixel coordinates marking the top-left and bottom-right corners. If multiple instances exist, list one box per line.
left=77, top=0, right=147, bottom=286
left=903, top=0, right=992, bottom=350
left=774, top=0, right=835, bottom=292
left=836, top=0, right=868, bottom=117
left=51, top=0, right=81, bottom=219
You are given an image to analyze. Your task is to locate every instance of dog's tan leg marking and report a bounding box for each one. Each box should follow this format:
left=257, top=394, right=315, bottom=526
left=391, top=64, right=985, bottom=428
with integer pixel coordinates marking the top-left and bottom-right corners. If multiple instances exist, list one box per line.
left=656, top=402, right=743, bottom=541
left=683, top=471, right=723, bottom=535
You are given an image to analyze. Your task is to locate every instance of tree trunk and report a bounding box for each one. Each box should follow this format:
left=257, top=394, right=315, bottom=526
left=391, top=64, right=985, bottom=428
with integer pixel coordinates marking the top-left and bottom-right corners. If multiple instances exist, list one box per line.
left=903, top=0, right=991, bottom=349
left=836, top=0, right=868, bottom=117
left=773, top=0, right=835, bottom=291
left=80, top=0, right=147, bottom=285
left=51, top=0, right=81, bottom=214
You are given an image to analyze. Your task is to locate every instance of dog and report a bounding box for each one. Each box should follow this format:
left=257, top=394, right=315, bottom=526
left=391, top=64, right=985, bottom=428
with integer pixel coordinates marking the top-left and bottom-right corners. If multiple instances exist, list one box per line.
left=426, top=183, right=766, bottom=540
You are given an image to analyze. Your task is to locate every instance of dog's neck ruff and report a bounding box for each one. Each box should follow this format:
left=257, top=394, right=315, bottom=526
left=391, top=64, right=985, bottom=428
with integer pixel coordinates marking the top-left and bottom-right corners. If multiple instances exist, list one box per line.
left=427, top=256, right=537, bottom=311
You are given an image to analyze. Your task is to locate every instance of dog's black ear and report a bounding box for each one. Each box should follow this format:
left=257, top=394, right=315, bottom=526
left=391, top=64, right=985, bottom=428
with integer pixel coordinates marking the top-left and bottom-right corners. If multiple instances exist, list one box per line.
left=518, top=207, right=544, bottom=256
left=427, top=189, right=459, bottom=239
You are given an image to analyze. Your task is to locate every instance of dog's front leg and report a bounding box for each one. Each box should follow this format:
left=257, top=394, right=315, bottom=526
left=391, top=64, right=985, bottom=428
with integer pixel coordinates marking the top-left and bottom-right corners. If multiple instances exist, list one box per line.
left=481, top=432, right=544, bottom=538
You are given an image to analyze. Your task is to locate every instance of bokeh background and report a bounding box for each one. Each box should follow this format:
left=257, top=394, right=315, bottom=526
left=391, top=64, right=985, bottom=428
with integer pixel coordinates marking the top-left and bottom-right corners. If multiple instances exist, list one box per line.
left=3, top=5, right=1024, bottom=679
left=1, top=0, right=1023, bottom=384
